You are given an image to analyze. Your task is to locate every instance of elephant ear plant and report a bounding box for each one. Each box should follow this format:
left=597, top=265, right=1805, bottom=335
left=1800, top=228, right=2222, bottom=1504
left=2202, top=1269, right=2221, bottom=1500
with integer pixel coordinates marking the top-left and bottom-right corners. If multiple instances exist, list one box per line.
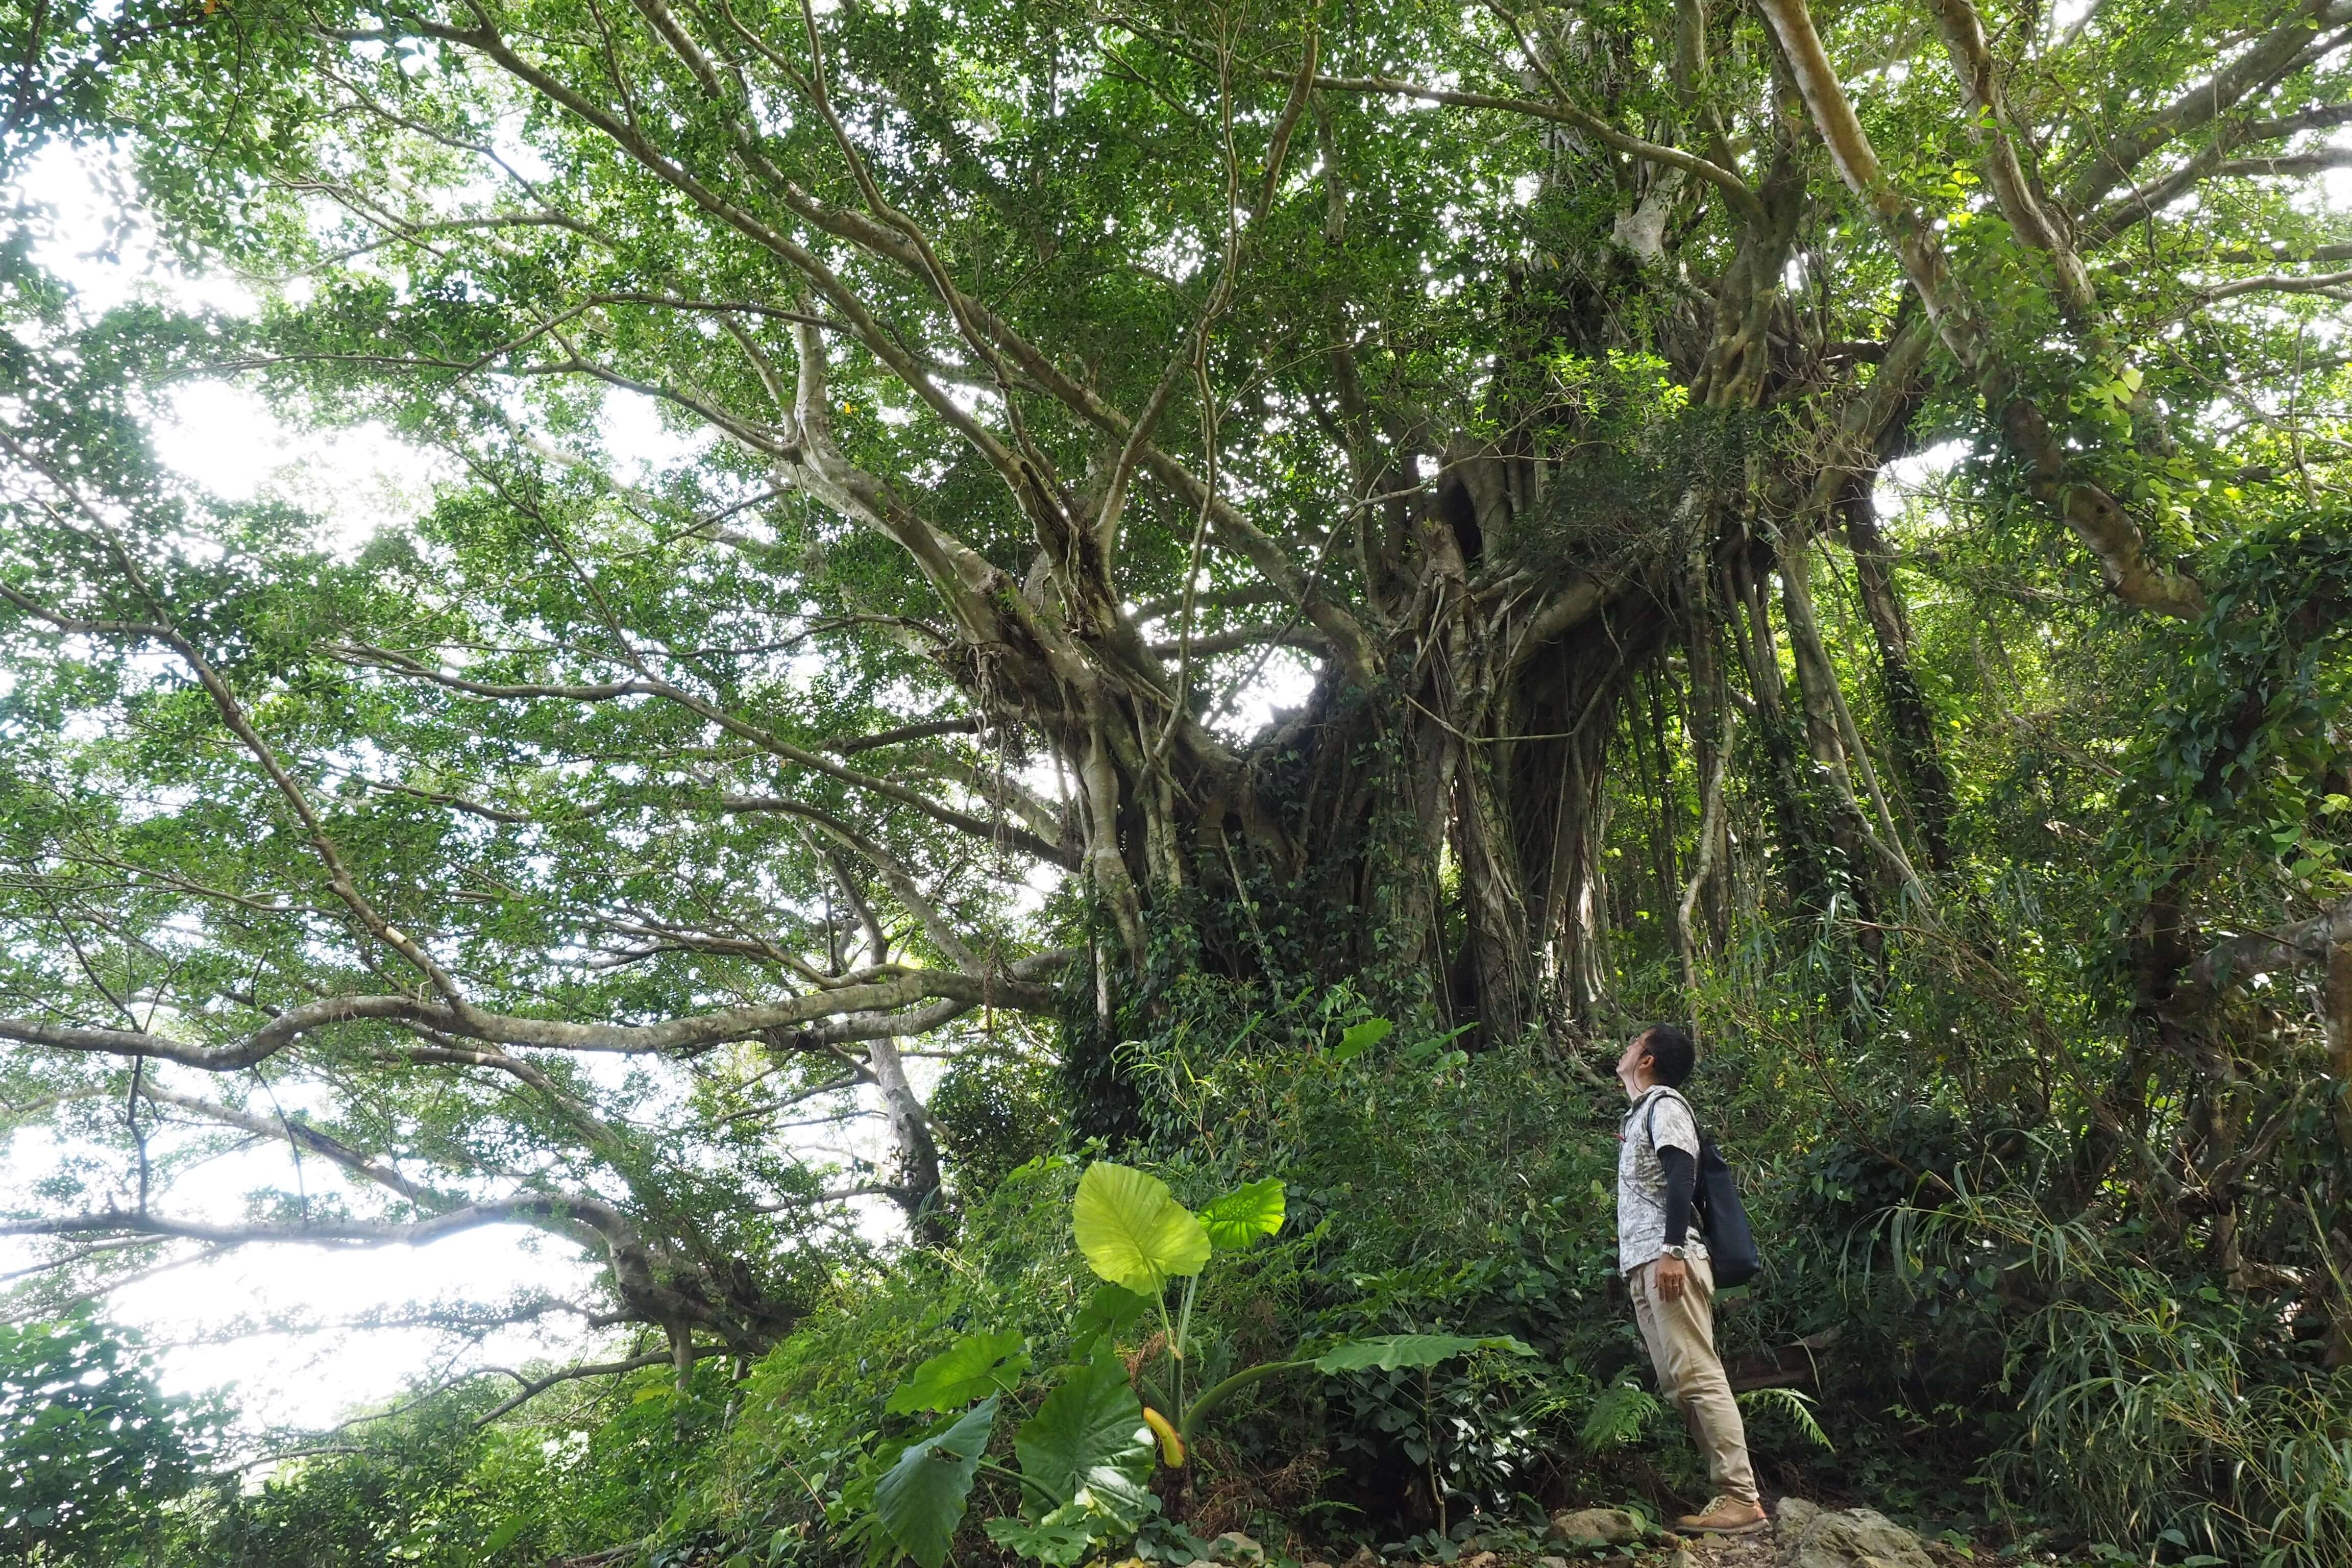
left=864, top=1162, right=1531, bottom=1566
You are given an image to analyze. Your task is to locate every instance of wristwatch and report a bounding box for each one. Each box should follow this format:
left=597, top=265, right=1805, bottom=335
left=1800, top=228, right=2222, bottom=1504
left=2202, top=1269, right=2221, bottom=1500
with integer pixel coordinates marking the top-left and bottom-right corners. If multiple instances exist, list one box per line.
left=1660, top=1244, right=1688, bottom=1260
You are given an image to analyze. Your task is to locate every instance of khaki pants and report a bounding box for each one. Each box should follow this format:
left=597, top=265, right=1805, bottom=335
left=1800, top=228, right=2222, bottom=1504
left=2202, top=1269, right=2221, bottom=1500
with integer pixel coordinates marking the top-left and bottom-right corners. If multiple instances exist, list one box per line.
left=1628, top=1255, right=1758, bottom=1505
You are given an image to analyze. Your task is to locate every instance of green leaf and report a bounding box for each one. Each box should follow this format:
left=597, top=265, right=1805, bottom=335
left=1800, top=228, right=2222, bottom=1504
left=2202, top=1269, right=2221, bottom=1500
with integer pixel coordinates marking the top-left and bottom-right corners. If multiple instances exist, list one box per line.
left=1197, top=1178, right=1285, bottom=1251
left=1071, top=1162, right=1209, bottom=1296
left=886, top=1331, right=1029, bottom=1414
left=1311, top=1334, right=1535, bottom=1373
left=1069, top=1283, right=1151, bottom=1353
left=1736, top=1386, right=1833, bottom=1452
left=1580, top=1379, right=1662, bottom=1451
left=874, top=1398, right=998, bottom=1568
left=1013, top=1353, right=1155, bottom=1528
left=1332, top=1018, right=1393, bottom=1061
left=984, top=1515, right=1098, bottom=1566
left=480, top=1515, right=527, bottom=1557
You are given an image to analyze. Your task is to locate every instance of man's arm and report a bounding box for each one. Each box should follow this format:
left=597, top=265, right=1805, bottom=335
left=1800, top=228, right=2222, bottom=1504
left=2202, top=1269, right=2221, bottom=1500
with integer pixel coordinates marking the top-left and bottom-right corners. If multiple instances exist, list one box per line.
left=1658, top=1144, right=1698, bottom=1247
left=1656, top=1144, right=1698, bottom=1302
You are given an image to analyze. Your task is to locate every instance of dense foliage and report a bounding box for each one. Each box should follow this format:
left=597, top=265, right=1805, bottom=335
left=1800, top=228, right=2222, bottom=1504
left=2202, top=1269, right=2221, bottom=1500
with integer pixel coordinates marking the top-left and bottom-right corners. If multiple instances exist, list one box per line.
left=1, top=0, right=2349, bottom=1561
left=0, top=1318, right=218, bottom=1562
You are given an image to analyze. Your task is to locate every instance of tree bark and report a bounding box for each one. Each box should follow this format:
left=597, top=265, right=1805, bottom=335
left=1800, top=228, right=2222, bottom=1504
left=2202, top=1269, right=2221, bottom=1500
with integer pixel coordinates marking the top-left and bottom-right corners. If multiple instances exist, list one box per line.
left=865, top=1035, right=951, bottom=1247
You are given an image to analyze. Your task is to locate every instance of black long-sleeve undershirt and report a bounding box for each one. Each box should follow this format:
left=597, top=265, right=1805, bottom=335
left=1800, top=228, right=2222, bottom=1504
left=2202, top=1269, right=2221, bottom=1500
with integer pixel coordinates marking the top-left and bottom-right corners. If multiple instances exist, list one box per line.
left=1658, top=1144, right=1697, bottom=1250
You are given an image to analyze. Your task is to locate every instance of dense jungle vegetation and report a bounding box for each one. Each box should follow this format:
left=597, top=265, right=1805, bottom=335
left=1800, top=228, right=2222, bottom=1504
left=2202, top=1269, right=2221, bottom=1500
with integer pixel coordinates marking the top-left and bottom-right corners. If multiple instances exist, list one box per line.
left=1, top=0, right=2349, bottom=1561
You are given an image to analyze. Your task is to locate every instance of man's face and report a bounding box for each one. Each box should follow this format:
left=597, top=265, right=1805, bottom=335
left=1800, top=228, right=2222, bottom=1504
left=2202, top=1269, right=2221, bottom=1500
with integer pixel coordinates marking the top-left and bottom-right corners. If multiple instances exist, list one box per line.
left=1615, top=1030, right=1654, bottom=1096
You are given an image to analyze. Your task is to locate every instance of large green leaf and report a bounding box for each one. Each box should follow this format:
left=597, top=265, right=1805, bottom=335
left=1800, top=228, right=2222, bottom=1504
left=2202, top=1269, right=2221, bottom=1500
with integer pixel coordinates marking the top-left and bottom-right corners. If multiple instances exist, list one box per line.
left=1069, top=1282, right=1152, bottom=1356
left=1331, top=1018, right=1393, bottom=1062
left=1012, top=1352, right=1155, bottom=1527
left=886, top=1330, right=1029, bottom=1414
left=1071, top=1162, right=1209, bottom=1296
left=1312, top=1334, right=1536, bottom=1373
left=874, top=1397, right=998, bottom=1568
left=984, top=1515, right=1097, bottom=1566
left=1197, top=1178, right=1286, bottom=1251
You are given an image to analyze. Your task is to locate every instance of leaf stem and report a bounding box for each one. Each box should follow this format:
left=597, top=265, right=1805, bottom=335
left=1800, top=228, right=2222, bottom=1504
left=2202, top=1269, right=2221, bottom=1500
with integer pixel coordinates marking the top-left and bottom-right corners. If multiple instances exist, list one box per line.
left=1177, top=1358, right=1312, bottom=1446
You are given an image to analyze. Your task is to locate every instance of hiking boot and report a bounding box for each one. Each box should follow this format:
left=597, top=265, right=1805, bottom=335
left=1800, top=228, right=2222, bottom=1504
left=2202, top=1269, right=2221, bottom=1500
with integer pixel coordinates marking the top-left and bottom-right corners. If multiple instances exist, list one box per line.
left=1672, top=1496, right=1769, bottom=1536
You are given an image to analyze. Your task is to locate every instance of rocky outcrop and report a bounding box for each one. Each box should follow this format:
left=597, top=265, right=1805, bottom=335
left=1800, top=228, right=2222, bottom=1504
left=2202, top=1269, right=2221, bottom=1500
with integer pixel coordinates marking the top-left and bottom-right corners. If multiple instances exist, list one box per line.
left=1774, top=1498, right=1935, bottom=1568
left=1548, top=1508, right=1647, bottom=1547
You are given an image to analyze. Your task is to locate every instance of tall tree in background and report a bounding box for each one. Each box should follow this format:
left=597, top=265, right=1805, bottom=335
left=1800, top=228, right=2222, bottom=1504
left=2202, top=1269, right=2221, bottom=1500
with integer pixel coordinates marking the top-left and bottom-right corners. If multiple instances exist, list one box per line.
left=0, top=0, right=2346, bottom=1391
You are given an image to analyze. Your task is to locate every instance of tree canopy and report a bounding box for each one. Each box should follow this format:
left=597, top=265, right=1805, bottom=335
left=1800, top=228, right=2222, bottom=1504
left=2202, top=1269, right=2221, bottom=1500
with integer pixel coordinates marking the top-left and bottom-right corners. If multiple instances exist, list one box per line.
left=0, top=0, right=2349, bottom=1559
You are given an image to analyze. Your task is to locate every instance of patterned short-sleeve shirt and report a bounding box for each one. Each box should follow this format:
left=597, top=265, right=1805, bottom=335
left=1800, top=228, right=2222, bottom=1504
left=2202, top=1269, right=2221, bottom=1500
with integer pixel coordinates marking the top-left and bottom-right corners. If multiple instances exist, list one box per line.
left=1618, top=1086, right=1706, bottom=1276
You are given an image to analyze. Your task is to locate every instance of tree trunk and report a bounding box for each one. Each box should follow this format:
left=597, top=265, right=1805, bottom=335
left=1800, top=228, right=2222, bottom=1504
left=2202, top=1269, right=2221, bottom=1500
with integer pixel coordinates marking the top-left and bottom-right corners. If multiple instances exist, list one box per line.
left=1846, top=484, right=1960, bottom=874
left=866, top=1035, right=950, bottom=1247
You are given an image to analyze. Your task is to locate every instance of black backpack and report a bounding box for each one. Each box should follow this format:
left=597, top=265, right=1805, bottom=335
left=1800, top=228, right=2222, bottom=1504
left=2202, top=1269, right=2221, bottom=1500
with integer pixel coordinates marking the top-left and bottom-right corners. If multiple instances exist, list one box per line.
left=1643, top=1091, right=1762, bottom=1289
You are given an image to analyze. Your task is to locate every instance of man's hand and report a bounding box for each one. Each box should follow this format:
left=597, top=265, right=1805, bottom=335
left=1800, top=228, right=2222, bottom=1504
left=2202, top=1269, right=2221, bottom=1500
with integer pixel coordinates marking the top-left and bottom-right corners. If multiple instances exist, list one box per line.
left=1656, top=1255, right=1687, bottom=1302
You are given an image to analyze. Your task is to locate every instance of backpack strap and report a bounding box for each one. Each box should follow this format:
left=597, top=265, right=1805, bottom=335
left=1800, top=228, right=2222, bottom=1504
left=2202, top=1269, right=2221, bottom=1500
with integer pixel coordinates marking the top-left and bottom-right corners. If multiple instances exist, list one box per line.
left=1639, top=1086, right=1697, bottom=1149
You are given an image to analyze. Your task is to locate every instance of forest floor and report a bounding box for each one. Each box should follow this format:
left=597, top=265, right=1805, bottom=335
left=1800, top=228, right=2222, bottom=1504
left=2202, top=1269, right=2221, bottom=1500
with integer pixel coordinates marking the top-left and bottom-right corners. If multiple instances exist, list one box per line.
left=1664, top=1530, right=1777, bottom=1568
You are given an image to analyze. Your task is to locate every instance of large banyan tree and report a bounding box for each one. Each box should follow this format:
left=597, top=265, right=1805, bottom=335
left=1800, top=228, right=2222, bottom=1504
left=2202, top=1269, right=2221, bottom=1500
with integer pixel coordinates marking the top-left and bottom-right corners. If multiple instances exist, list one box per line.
left=1, top=0, right=2347, bottom=1382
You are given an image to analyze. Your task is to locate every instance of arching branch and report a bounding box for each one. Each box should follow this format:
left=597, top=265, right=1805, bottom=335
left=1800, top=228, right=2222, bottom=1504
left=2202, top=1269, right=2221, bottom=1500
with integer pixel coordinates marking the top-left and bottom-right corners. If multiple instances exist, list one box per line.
left=1754, top=0, right=2207, bottom=620
left=0, top=962, right=1070, bottom=1070
left=469, top=1345, right=730, bottom=1427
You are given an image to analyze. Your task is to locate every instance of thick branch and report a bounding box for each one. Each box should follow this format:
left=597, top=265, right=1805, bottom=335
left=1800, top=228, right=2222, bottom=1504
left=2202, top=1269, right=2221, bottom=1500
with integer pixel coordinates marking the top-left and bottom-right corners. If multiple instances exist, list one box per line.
left=823, top=717, right=981, bottom=754
left=2059, top=0, right=2352, bottom=213
left=2202, top=265, right=2352, bottom=299
left=2085, top=137, right=2352, bottom=247
left=1925, top=0, right=2096, bottom=319
left=2175, top=896, right=2352, bottom=1007
left=0, top=1199, right=582, bottom=1249
left=1303, top=71, right=1764, bottom=224
left=1753, top=0, right=2206, bottom=619
left=0, top=965, right=1068, bottom=1069
left=342, top=646, right=1080, bottom=867
left=136, top=1083, right=444, bottom=1206
left=471, top=1345, right=728, bottom=1426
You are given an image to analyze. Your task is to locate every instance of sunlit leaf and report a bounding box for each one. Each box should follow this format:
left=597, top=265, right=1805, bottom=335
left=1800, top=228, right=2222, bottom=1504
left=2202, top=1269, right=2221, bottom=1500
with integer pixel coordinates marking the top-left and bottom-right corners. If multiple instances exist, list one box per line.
left=1198, top=1178, right=1285, bottom=1250
left=985, top=1515, right=1097, bottom=1566
left=1071, top=1163, right=1208, bottom=1296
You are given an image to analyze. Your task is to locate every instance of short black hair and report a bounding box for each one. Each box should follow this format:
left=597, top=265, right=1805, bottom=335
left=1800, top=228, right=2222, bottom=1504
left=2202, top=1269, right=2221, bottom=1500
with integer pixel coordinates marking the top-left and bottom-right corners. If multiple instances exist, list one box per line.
left=1639, top=1023, right=1696, bottom=1088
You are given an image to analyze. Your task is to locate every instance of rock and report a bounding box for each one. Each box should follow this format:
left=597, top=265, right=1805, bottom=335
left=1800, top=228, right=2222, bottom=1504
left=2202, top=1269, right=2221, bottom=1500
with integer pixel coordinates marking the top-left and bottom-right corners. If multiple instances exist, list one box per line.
left=1211, top=1532, right=1266, bottom=1566
left=1302, top=1560, right=1334, bottom=1568
left=1774, top=1498, right=1934, bottom=1568
left=1547, top=1508, right=1644, bottom=1547
left=1458, top=1553, right=1498, bottom=1568
left=1343, top=1549, right=1380, bottom=1568
left=1536, top=1557, right=1571, bottom=1568
left=1662, top=1551, right=1699, bottom=1568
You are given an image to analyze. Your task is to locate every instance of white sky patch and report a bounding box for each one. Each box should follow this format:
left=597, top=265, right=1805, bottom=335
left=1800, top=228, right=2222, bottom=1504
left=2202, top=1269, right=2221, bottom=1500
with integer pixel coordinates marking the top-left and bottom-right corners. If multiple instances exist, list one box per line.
left=17, top=143, right=254, bottom=319
left=152, top=380, right=449, bottom=556
left=1876, top=438, right=1969, bottom=532
left=0, top=1107, right=615, bottom=1439
left=111, top=1233, right=599, bottom=1433
left=1213, top=647, right=1319, bottom=739
left=601, top=389, right=716, bottom=486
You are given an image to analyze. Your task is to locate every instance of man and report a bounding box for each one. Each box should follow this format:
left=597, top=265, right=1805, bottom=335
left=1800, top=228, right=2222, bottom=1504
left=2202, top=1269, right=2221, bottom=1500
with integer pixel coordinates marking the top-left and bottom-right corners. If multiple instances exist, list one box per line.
left=1615, top=1023, right=1767, bottom=1536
